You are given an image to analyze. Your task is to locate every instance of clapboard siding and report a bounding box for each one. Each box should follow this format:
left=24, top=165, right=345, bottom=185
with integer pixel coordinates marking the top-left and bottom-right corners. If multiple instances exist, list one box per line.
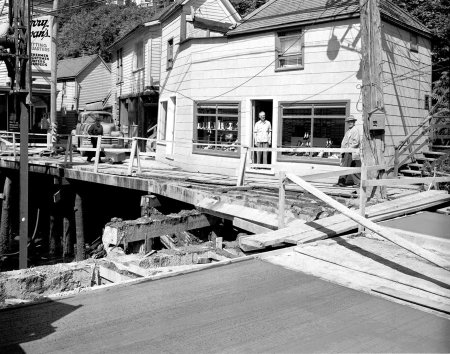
left=192, top=0, right=230, bottom=22
left=382, top=22, right=431, bottom=160
left=0, top=62, right=8, bottom=88
left=77, top=57, right=112, bottom=109
left=157, top=15, right=432, bottom=175
left=56, top=81, right=77, bottom=111
left=158, top=19, right=364, bottom=174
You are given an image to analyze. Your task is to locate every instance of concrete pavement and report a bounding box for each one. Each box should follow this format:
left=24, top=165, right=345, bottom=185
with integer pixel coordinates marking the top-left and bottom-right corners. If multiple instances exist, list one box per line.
left=1, top=259, right=449, bottom=353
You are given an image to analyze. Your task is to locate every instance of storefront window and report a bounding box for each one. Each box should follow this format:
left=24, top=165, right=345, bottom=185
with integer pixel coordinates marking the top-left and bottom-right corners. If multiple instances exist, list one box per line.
left=194, top=102, right=240, bottom=157
left=279, top=101, right=348, bottom=162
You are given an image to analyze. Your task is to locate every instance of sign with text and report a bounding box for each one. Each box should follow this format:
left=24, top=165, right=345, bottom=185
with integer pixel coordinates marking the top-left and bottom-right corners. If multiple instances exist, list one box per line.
left=31, top=16, right=52, bottom=73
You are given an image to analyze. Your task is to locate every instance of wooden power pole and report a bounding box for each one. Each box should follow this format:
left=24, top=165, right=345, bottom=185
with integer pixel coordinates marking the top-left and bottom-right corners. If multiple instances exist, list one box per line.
left=360, top=0, right=386, bottom=197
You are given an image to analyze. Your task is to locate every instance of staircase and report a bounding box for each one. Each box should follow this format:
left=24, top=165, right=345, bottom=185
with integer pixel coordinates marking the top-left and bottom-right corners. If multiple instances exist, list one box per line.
left=399, top=150, right=449, bottom=177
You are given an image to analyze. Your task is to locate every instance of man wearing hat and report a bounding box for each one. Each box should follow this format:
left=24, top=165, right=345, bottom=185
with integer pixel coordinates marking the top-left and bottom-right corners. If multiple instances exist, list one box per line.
left=338, top=115, right=361, bottom=186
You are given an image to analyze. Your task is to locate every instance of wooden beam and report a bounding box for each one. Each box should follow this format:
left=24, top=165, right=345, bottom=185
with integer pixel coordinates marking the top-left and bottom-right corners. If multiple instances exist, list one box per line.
left=363, top=176, right=450, bottom=187
left=286, top=173, right=450, bottom=271
left=302, top=164, right=388, bottom=182
left=102, top=211, right=211, bottom=245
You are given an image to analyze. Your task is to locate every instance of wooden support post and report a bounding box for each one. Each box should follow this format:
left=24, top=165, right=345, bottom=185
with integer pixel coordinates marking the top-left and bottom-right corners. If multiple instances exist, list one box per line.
left=74, top=191, right=85, bottom=261
left=62, top=186, right=75, bottom=260
left=236, top=146, right=248, bottom=186
left=358, top=165, right=368, bottom=233
left=49, top=177, right=62, bottom=257
left=136, top=143, right=142, bottom=174
left=278, top=171, right=286, bottom=229
left=93, top=135, right=102, bottom=173
left=12, top=133, right=16, bottom=158
left=64, top=134, right=73, bottom=165
left=127, top=138, right=137, bottom=176
left=393, top=146, right=399, bottom=177
left=0, top=174, right=12, bottom=255
left=286, top=173, right=450, bottom=271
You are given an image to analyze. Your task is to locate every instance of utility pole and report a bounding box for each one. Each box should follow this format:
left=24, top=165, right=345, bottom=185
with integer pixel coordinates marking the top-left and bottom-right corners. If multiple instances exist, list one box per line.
left=360, top=0, right=386, bottom=197
left=50, top=0, right=58, bottom=149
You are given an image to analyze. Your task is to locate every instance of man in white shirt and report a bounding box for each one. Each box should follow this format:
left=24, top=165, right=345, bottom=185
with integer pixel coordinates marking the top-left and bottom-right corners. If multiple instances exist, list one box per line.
left=338, top=115, right=361, bottom=186
left=253, top=111, right=272, bottom=165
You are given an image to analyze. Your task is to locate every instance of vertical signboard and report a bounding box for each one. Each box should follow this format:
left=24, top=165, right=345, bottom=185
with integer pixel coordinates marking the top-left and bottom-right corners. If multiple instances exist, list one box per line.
left=31, top=16, right=52, bottom=73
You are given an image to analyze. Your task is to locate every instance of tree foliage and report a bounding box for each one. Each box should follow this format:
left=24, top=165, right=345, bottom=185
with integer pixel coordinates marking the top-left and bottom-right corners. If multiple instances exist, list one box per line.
left=58, top=3, right=157, bottom=61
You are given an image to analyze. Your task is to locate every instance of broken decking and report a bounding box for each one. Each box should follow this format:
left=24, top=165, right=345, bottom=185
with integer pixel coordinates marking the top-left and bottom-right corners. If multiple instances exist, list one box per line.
left=239, top=190, right=450, bottom=252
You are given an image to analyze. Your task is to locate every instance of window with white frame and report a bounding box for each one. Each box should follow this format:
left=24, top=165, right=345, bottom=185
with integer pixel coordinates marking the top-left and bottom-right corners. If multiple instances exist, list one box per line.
left=279, top=101, right=348, bottom=162
left=194, top=102, right=240, bottom=157
left=134, top=41, right=144, bottom=70
left=116, top=48, right=123, bottom=83
left=276, top=30, right=304, bottom=70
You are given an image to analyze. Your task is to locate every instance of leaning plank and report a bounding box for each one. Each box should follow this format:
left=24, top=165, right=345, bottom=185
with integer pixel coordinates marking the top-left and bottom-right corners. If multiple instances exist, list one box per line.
left=102, top=211, right=211, bottom=245
left=239, top=190, right=450, bottom=252
left=286, top=174, right=450, bottom=271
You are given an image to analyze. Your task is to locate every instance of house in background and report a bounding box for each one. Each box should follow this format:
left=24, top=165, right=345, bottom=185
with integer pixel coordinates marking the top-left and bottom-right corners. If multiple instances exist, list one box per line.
left=156, top=0, right=432, bottom=176
left=108, top=0, right=240, bottom=146
left=56, top=54, right=112, bottom=134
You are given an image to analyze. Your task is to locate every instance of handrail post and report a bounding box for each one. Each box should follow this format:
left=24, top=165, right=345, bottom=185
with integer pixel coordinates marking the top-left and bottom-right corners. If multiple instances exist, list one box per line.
left=136, top=140, right=142, bottom=174
left=236, top=146, right=248, bottom=186
left=93, top=135, right=102, bottom=173
left=12, top=132, right=16, bottom=158
left=64, top=134, right=72, bottom=165
left=358, top=164, right=367, bottom=234
left=278, top=171, right=286, bottom=229
left=127, top=138, right=137, bottom=176
left=393, top=146, right=399, bottom=177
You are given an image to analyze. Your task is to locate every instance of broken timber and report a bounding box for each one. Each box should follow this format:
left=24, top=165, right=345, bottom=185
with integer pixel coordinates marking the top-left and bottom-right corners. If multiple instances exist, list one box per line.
left=103, top=210, right=210, bottom=246
left=240, top=190, right=450, bottom=252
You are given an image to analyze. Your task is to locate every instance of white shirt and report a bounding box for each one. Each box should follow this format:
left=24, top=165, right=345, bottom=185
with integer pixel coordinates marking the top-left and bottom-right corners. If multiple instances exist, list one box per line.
left=254, top=120, right=272, bottom=143
left=341, top=125, right=361, bottom=159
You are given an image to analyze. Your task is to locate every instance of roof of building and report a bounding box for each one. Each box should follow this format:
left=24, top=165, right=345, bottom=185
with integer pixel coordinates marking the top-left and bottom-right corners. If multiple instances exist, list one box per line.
left=57, top=55, right=104, bottom=79
left=228, top=0, right=430, bottom=37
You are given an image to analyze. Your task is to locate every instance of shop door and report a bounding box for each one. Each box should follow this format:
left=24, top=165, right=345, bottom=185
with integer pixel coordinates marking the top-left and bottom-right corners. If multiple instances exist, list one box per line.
left=252, top=100, right=273, bottom=167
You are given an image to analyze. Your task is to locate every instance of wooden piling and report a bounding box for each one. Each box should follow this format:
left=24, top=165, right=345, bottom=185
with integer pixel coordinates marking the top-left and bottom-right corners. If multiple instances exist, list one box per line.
left=74, top=191, right=85, bottom=261
left=62, top=187, right=75, bottom=260
left=49, top=177, right=62, bottom=257
left=0, top=173, right=12, bottom=255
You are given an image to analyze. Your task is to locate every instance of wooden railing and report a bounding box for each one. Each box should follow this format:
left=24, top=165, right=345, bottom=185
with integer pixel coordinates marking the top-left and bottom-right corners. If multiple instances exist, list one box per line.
left=236, top=146, right=359, bottom=186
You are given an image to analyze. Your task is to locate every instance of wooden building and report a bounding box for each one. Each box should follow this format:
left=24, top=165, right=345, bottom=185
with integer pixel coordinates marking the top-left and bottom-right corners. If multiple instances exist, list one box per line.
left=56, top=55, right=113, bottom=134
left=109, top=0, right=240, bottom=143
left=155, top=0, right=432, bottom=176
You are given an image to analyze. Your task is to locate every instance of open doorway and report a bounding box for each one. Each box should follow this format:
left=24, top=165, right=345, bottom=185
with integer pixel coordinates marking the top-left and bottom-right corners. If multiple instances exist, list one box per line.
left=252, top=100, right=273, bottom=166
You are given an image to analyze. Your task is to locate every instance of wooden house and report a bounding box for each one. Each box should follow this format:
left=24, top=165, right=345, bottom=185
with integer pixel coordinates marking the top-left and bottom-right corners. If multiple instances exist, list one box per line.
left=155, top=0, right=432, bottom=176
left=57, top=55, right=112, bottom=133
left=109, top=0, right=240, bottom=144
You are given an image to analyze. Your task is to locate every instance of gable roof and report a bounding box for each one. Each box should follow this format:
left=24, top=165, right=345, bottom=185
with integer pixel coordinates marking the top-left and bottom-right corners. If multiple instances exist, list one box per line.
left=228, top=0, right=430, bottom=37
left=57, top=55, right=107, bottom=79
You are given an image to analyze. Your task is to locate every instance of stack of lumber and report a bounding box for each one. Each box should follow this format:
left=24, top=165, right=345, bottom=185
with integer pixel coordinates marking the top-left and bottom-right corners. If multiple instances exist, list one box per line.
left=239, top=190, right=450, bottom=252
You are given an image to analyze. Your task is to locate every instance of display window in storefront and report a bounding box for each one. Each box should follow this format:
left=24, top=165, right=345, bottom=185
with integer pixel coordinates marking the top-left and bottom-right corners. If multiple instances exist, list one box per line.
left=279, top=101, right=348, bottom=163
left=194, top=102, right=240, bottom=157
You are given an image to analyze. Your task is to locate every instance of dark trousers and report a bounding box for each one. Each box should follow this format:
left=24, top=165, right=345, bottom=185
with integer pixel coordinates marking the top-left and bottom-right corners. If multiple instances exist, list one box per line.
left=339, top=153, right=361, bottom=185
left=256, top=142, right=269, bottom=165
